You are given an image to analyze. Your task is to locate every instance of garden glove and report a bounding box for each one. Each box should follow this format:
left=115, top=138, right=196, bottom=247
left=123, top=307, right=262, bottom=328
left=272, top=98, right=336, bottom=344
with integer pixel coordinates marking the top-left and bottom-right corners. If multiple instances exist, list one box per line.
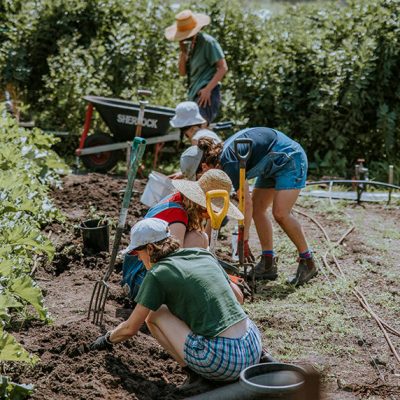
left=89, top=331, right=113, bottom=351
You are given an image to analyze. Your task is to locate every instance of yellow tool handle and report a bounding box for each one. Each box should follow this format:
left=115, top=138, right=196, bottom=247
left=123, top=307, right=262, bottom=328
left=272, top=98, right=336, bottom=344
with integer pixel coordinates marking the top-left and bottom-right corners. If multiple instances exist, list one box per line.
left=238, top=167, right=246, bottom=225
left=206, top=190, right=230, bottom=230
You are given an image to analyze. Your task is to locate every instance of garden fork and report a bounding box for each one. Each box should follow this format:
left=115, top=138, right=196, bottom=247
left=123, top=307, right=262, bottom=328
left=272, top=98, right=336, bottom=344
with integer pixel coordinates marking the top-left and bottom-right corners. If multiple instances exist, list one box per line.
left=88, top=137, right=146, bottom=325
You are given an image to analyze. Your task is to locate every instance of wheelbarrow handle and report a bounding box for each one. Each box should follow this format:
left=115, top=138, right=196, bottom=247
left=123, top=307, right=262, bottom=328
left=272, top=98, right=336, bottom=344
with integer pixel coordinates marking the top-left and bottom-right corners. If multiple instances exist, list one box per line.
left=234, top=138, right=253, bottom=168
left=206, top=190, right=230, bottom=230
left=137, top=89, right=152, bottom=97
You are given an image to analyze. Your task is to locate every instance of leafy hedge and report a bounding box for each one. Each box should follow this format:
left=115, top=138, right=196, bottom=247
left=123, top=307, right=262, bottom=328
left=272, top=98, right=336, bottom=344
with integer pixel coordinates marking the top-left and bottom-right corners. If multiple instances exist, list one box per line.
left=0, top=111, right=68, bottom=398
left=1, top=0, right=399, bottom=180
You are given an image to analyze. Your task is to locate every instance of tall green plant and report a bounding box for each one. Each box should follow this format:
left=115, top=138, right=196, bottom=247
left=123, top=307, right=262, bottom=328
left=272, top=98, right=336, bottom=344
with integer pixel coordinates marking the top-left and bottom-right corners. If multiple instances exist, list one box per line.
left=0, top=111, right=68, bottom=398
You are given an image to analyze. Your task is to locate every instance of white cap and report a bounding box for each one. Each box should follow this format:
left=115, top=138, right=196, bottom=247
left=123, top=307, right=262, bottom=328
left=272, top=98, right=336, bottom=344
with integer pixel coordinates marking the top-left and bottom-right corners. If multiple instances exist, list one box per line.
left=123, top=218, right=171, bottom=254
left=192, top=129, right=222, bottom=144
left=180, top=146, right=204, bottom=181
left=170, top=101, right=206, bottom=128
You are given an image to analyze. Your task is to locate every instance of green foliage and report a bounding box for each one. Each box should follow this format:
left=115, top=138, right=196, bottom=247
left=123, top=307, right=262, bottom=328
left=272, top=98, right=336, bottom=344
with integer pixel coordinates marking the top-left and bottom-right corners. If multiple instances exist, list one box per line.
left=0, top=111, right=68, bottom=396
left=1, top=0, right=400, bottom=179
left=0, top=376, right=33, bottom=400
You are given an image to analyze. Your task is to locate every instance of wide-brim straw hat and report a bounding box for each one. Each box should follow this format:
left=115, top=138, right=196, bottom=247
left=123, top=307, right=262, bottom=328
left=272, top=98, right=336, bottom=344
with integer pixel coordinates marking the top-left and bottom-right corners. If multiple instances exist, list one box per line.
left=165, top=10, right=210, bottom=42
left=172, top=169, right=243, bottom=220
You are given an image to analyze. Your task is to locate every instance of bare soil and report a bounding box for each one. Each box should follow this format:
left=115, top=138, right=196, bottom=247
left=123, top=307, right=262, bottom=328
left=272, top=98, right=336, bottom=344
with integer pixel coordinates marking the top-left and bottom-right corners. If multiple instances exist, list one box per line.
left=8, top=173, right=400, bottom=399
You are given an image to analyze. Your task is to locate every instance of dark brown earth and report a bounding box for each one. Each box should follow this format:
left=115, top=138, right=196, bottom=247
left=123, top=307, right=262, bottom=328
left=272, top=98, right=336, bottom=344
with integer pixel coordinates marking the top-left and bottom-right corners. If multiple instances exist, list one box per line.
left=8, top=173, right=400, bottom=399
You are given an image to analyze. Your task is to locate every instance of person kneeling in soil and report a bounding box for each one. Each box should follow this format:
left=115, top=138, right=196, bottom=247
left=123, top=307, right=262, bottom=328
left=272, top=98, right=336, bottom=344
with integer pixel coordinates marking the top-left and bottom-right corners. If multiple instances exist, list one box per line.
left=122, top=168, right=243, bottom=301
left=90, top=218, right=263, bottom=388
left=180, top=128, right=317, bottom=287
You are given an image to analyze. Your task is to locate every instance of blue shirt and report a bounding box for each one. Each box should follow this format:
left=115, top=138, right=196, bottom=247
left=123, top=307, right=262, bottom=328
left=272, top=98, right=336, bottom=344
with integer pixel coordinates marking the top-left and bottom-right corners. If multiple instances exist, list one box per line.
left=220, top=127, right=278, bottom=190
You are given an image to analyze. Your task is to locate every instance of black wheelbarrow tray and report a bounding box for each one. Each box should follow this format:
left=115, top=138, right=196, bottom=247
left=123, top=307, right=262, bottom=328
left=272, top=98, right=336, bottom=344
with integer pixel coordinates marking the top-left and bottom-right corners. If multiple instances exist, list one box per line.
left=75, top=96, right=179, bottom=172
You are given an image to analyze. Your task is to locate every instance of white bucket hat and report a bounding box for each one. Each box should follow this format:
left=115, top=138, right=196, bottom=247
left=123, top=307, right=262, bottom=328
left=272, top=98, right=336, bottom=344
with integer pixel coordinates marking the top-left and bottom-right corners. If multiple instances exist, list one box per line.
left=171, top=169, right=243, bottom=220
left=165, top=10, right=210, bottom=42
left=170, top=101, right=206, bottom=128
left=123, top=218, right=171, bottom=254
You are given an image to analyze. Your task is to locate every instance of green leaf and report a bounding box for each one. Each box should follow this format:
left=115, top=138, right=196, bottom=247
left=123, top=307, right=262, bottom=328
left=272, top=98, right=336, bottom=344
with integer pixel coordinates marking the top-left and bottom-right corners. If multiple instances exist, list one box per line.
left=0, top=375, right=34, bottom=400
left=0, top=329, right=38, bottom=366
left=10, top=276, right=48, bottom=321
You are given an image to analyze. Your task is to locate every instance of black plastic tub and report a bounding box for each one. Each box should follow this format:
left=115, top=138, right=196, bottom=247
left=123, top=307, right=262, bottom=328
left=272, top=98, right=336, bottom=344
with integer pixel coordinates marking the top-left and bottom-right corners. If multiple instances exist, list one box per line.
left=80, top=218, right=109, bottom=253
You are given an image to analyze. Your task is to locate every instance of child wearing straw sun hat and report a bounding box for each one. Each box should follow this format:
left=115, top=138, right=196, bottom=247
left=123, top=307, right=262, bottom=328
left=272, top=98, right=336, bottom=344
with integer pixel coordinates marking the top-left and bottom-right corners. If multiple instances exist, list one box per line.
left=121, top=169, right=243, bottom=301
left=90, top=217, right=263, bottom=391
left=165, top=10, right=228, bottom=124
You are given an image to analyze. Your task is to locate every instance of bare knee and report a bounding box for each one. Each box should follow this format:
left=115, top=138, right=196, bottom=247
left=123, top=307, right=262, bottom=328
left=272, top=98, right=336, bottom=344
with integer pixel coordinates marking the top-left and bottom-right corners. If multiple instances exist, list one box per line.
left=146, top=305, right=168, bottom=325
left=272, top=209, right=290, bottom=225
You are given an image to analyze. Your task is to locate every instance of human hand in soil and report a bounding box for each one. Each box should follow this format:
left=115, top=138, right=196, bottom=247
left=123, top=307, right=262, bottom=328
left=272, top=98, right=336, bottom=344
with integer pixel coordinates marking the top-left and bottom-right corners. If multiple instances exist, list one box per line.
left=89, top=333, right=113, bottom=351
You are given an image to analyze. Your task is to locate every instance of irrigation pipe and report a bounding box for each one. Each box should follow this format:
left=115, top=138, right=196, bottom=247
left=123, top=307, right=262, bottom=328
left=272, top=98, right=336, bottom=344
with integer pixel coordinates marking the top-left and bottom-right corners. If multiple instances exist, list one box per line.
left=293, top=208, right=400, bottom=365
left=306, top=180, right=400, bottom=191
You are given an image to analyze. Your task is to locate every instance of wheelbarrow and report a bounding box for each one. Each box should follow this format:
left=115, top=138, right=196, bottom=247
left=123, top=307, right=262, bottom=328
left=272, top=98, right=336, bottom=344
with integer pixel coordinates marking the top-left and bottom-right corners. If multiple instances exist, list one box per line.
left=75, top=93, right=178, bottom=172
left=75, top=94, right=235, bottom=173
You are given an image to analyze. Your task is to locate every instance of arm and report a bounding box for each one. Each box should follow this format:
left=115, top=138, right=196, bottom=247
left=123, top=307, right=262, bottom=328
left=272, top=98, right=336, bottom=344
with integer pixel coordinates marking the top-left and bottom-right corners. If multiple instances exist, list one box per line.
left=230, top=282, right=244, bottom=305
left=169, top=222, right=187, bottom=247
left=197, top=59, right=228, bottom=107
left=109, top=304, right=151, bottom=343
left=178, top=41, right=188, bottom=76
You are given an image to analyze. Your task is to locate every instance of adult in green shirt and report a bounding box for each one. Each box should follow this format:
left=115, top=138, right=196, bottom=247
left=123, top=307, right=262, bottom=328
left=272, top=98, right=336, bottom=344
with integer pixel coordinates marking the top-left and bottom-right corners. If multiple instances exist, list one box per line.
left=90, top=218, right=263, bottom=388
left=165, top=10, right=228, bottom=124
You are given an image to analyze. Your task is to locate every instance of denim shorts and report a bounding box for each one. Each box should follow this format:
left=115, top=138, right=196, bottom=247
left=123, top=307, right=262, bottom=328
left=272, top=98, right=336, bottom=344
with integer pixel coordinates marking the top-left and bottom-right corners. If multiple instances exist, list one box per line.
left=194, top=84, right=221, bottom=124
left=183, top=319, right=262, bottom=382
left=253, top=130, right=308, bottom=190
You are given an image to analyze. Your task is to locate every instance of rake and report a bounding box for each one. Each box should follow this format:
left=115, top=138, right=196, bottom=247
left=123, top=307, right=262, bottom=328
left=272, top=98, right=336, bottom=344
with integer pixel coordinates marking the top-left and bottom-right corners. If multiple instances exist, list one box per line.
left=88, top=137, right=146, bottom=325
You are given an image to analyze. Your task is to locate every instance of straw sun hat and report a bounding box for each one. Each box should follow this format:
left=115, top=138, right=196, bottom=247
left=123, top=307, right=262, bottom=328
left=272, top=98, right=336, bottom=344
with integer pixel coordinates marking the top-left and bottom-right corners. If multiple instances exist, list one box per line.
left=165, top=10, right=210, bottom=42
left=172, top=169, right=243, bottom=220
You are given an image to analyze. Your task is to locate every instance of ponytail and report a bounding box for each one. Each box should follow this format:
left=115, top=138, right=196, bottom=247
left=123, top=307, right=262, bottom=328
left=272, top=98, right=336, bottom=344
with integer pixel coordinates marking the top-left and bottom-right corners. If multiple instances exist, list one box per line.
left=197, top=137, right=223, bottom=168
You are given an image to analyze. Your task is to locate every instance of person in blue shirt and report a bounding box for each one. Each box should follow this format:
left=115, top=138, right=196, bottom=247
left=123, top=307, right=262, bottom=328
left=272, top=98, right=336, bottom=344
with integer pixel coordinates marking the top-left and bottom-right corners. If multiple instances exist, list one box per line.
left=179, top=127, right=317, bottom=287
left=165, top=10, right=228, bottom=123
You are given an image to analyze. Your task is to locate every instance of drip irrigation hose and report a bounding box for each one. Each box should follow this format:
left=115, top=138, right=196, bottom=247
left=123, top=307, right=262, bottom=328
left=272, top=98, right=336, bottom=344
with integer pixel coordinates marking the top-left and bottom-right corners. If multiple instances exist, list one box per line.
left=293, top=208, right=400, bottom=367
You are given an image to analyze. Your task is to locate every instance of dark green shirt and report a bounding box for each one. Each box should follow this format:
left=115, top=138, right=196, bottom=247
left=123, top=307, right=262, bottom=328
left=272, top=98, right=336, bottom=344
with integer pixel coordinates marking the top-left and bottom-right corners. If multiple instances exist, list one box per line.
left=135, top=248, right=246, bottom=338
left=187, top=32, right=225, bottom=100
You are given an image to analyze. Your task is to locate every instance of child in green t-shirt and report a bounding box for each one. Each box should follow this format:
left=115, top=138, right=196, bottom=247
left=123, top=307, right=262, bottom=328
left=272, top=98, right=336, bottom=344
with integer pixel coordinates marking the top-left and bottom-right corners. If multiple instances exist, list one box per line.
left=90, top=218, right=263, bottom=389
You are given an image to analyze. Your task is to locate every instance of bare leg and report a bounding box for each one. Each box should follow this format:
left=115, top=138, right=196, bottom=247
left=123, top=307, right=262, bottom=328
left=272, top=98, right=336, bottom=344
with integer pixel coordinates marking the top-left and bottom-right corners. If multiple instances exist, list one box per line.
left=272, top=189, right=308, bottom=253
left=146, top=305, right=191, bottom=366
left=252, top=188, right=276, bottom=251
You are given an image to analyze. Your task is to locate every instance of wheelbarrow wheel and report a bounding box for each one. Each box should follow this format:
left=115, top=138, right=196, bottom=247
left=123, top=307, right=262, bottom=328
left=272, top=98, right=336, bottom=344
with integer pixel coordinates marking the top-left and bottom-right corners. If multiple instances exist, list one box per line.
left=82, top=133, right=120, bottom=173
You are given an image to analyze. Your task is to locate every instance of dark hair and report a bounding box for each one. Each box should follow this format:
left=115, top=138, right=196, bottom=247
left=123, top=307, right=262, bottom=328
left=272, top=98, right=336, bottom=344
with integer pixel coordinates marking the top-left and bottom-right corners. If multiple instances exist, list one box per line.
left=197, top=137, right=223, bottom=168
left=146, top=236, right=180, bottom=263
left=180, top=124, right=202, bottom=141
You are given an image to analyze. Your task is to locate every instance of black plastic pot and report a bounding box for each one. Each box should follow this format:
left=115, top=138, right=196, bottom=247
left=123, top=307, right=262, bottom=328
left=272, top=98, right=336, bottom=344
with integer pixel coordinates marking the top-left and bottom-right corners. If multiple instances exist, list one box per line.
left=240, top=363, right=305, bottom=398
left=80, top=219, right=109, bottom=253
left=185, top=363, right=307, bottom=400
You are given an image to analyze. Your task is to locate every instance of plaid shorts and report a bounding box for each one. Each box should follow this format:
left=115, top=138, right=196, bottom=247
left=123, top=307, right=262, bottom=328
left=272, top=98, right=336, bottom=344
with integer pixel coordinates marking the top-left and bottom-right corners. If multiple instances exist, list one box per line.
left=183, top=319, right=262, bottom=381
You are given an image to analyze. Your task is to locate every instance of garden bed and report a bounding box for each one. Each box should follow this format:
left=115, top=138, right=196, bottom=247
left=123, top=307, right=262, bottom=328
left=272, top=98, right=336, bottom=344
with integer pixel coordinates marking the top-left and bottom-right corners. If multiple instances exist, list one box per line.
left=8, top=172, right=400, bottom=399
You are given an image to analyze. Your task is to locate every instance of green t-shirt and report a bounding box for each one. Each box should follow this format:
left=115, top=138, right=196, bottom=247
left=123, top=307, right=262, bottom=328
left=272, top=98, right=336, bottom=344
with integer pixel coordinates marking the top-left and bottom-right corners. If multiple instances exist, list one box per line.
left=135, top=248, right=246, bottom=338
left=187, top=32, right=225, bottom=100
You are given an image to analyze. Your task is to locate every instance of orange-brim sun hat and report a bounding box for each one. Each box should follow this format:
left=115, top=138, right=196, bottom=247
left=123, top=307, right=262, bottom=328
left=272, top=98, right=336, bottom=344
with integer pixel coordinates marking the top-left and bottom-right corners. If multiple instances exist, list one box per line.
left=165, top=9, right=210, bottom=42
